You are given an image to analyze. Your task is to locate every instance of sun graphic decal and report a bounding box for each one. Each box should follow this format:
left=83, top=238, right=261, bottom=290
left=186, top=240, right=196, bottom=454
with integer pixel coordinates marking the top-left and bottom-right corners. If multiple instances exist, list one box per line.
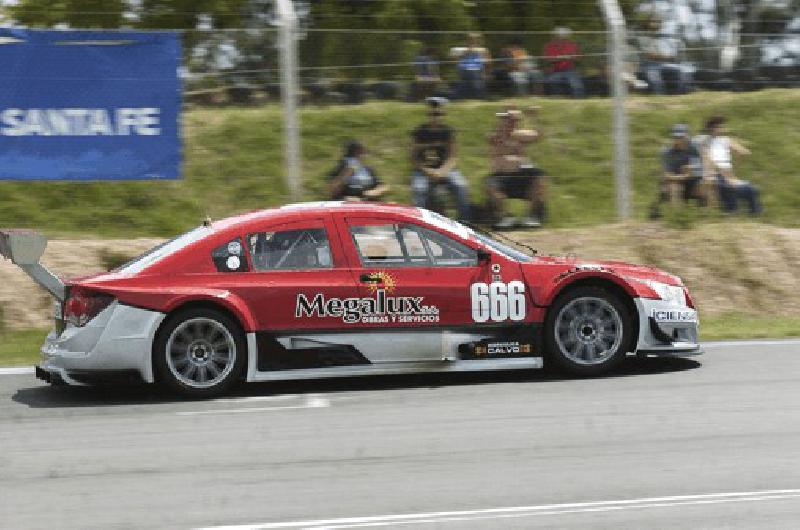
left=366, top=271, right=396, bottom=294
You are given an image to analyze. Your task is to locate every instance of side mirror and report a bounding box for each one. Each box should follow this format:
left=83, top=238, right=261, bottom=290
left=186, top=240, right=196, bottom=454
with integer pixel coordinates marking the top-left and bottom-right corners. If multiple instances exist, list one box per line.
left=477, top=249, right=492, bottom=264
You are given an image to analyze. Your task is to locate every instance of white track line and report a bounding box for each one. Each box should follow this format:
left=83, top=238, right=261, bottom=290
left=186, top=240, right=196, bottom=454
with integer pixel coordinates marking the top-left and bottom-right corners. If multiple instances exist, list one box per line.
left=0, top=367, right=34, bottom=375
left=704, top=339, right=800, bottom=347
left=199, top=489, right=800, bottom=529
left=213, top=394, right=302, bottom=404
left=176, top=395, right=330, bottom=416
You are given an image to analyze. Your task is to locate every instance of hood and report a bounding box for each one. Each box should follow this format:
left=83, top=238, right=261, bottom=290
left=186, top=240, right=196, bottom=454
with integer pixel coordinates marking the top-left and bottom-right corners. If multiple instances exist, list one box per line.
left=529, top=255, right=683, bottom=286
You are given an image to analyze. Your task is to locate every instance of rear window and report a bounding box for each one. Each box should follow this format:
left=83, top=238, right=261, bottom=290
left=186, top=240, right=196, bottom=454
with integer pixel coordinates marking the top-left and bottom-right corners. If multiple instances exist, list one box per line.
left=115, top=226, right=211, bottom=275
left=212, top=237, right=249, bottom=273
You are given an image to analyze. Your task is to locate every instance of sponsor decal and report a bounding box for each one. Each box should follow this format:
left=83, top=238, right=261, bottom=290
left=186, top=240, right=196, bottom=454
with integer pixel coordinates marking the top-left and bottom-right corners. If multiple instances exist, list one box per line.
left=227, top=240, right=242, bottom=255
left=553, top=264, right=616, bottom=283
left=226, top=255, right=240, bottom=270
left=461, top=340, right=535, bottom=359
left=475, top=341, right=532, bottom=355
left=491, top=263, right=501, bottom=274
left=0, top=108, right=161, bottom=137
left=295, top=272, right=440, bottom=324
left=651, top=309, right=697, bottom=323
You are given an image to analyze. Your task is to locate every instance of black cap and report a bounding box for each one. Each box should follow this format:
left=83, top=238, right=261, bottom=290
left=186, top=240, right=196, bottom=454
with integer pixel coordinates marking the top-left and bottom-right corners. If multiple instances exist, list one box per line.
left=425, top=96, right=449, bottom=111
left=344, top=140, right=363, bottom=158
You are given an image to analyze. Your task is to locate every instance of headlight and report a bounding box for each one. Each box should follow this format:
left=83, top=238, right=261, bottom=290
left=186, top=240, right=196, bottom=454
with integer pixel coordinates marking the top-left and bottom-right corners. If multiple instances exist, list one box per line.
left=638, top=279, right=687, bottom=307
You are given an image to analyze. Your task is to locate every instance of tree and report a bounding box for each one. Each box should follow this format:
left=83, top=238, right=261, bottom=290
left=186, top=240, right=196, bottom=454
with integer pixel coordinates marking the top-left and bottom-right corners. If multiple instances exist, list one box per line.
left=11, top=0, right=126, bottom=29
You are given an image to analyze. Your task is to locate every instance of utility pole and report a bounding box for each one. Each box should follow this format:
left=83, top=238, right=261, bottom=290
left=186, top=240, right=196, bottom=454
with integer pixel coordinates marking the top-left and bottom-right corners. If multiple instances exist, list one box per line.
left=599, top=0, right=631, bottom=220
left=275, top=0, right=301, bottom=202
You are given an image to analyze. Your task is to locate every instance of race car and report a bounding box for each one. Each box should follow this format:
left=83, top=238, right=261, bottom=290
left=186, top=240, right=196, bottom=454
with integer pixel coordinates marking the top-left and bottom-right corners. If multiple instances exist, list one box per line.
left=0, top=202, right=701, bottom=397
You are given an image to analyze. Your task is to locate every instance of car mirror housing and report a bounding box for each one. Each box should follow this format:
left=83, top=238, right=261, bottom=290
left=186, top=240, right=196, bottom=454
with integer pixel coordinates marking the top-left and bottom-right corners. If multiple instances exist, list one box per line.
left=477, top=249, right=492, bottom=264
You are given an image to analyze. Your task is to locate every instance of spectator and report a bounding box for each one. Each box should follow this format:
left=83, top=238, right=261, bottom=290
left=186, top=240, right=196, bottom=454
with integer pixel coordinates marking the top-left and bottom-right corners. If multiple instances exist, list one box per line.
left=413, top=47, right=441, bottom=100
left=637, top=16, right=692, bottom=95
left=499, top=39, right=541, bottom=96
left=699, top=116, right=762, bottom=215
left=542, top=27, right=585, bottom=98
left=486, top=107, right=547, bottom=229
left=649, top=124, right=705, bottom=219
left=456, top=32, right=490, bottom=99
left=410, top=97, right=471, bottom=221
left=492, top=45, right=516, bottom=95
left=328, top=141, right=390, bottom=201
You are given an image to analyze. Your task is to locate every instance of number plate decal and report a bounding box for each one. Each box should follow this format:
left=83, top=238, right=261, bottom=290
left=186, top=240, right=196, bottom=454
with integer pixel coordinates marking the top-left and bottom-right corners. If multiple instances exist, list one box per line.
left=471, top=281, right=526, bottom=322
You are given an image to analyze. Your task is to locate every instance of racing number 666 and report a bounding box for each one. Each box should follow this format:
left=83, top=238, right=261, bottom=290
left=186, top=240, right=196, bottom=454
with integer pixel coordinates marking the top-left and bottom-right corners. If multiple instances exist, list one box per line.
left=471, top=281, right=526, bottom=323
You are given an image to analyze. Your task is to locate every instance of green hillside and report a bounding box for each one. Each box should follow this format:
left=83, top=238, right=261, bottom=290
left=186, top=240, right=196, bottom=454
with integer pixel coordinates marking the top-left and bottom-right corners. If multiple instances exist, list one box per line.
left=1, top=89, right=798, bottom=237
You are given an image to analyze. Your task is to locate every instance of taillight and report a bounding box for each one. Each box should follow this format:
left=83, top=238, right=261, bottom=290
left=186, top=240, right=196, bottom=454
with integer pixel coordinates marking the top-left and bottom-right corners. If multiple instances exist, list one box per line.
left=684, top=288, right=695, bottom=309
left=64, top=292, right=115, bottom=327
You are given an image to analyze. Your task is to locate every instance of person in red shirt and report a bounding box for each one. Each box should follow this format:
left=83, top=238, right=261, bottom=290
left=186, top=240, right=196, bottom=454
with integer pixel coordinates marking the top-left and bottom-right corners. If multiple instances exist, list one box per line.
left=542, top=27, right=585, bottom=97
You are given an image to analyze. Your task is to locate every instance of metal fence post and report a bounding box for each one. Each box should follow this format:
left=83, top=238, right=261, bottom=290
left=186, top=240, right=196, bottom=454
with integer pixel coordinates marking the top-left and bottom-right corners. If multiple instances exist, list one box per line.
left=275, top=0, right=301, bottom=202
left=599, top=0, right=631, bottom=221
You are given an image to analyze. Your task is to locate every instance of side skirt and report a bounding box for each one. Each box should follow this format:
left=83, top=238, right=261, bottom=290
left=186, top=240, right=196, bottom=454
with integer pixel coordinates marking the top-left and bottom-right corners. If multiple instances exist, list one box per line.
left=246, top=357, right=543, bottom=383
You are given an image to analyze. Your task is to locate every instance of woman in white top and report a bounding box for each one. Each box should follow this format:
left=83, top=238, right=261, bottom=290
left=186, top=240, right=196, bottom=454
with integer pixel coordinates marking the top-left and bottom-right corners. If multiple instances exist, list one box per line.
left=700, top=116, right=762, bottom=215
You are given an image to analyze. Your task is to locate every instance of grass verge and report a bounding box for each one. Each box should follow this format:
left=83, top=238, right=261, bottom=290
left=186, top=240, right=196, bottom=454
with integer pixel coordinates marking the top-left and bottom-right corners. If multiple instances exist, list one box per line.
left=1, top=316, right=798, bottom=367
left=700, top=314, right=800, bottom=341
left=0, top=90, right=798, bottom=238
left=0, top=328, right=47, bottom=367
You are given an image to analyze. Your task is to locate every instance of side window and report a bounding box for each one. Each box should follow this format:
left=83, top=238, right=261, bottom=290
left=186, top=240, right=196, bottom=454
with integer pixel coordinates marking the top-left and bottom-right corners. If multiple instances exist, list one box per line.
left=401, top=228, right=428, bottom=261
left=414, top=226, right=477, bottom=266
left=349, top=223, right=476, bottom=267
left=350, top=224, right=409, bottom=266
left=212, top=237, right=249, bottom=273
left=247, top=228, right=332, bottom=271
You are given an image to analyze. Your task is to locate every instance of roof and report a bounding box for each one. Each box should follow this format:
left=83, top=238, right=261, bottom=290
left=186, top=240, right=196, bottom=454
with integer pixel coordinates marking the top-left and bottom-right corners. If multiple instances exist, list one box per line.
left=209, top=201, right=423, bottom=232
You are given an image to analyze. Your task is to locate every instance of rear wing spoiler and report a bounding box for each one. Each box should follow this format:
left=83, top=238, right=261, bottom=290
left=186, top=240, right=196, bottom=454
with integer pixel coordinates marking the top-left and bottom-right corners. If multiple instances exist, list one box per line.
left=0, top=229, right=66, bottom=301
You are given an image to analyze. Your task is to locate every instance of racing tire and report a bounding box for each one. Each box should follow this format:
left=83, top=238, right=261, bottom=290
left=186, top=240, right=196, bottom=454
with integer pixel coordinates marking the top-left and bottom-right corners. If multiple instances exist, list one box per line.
left=154, top=307, right=247, bottom=398
left=543, top=286, right=635, bottom=376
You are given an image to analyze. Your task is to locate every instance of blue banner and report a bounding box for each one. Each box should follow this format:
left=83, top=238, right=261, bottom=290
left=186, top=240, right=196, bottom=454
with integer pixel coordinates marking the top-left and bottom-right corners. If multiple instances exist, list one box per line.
left=0, top=29, right=181, bottom=180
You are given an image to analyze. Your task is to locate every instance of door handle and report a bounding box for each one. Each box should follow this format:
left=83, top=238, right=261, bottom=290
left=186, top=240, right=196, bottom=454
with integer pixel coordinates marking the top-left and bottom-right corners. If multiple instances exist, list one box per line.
left=360, top=273, right=382, bottom=283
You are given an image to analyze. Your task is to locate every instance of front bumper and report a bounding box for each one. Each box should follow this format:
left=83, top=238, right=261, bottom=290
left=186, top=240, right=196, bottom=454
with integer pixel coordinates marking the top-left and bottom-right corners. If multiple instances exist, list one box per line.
left=37, top=301, right=165, bottom=386
left=634, top=298, right=702, bottom=357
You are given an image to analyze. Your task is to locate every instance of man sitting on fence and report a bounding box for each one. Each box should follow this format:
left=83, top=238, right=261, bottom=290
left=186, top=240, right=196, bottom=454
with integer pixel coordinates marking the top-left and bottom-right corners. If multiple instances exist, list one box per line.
left=486, top=106, right=547, bottom=229
left=410, top=97, right=471, bottom=221
left=649, top=123, right=706, bottom=219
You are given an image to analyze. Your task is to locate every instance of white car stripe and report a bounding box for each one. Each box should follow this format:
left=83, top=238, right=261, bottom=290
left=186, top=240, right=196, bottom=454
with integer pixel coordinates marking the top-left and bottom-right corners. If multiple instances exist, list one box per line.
left=0, top=367, right=34, bottom=375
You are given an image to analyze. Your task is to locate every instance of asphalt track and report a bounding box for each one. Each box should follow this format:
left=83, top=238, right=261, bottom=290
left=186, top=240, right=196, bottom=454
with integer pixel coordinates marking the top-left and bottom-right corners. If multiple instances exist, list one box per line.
left=2, top=340, right=800, bottom=529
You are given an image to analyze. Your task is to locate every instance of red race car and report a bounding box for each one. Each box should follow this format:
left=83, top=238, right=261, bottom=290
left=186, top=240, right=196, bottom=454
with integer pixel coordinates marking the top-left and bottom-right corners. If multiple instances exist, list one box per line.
left=1, top=202, right=701, bottom=397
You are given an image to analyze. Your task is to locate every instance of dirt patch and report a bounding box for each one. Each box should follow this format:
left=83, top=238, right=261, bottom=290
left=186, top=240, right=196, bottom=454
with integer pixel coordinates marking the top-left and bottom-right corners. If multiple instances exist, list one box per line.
left=501, top=222, right=800, bottom=320
left=1, top=224, right=798, bottom=330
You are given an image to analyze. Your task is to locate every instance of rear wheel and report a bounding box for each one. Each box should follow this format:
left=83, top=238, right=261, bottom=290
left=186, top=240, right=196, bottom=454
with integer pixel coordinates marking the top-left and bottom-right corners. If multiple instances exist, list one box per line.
left=154, top=308, right=246, bottom=398
left=544, top=286, right=634, bottom=376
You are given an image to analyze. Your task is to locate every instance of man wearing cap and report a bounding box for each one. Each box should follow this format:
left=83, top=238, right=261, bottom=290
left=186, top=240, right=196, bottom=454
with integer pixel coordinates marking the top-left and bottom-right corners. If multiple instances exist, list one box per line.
left=649, top=123, right=705, bottom=219
left=542, top=27, right=585, bottom=98
left=410, top=98, right=471, bottom=221
left=486, top=106, right=547, bottom=229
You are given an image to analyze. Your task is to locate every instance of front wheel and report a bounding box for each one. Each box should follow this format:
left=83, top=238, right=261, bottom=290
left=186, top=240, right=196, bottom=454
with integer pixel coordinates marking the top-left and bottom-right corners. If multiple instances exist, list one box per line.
left=154, top=308, right=246, bottom=398
left=544, top=286, right=635, bottom=376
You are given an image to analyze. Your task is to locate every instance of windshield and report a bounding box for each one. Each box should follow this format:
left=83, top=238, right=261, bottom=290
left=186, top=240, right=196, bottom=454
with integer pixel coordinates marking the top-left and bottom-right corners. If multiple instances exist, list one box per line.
left=472, top=232, right=534, bottom=263
left=116, top=226, right=211, bottom=275
left=418, top=208, right=534, bottom=263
